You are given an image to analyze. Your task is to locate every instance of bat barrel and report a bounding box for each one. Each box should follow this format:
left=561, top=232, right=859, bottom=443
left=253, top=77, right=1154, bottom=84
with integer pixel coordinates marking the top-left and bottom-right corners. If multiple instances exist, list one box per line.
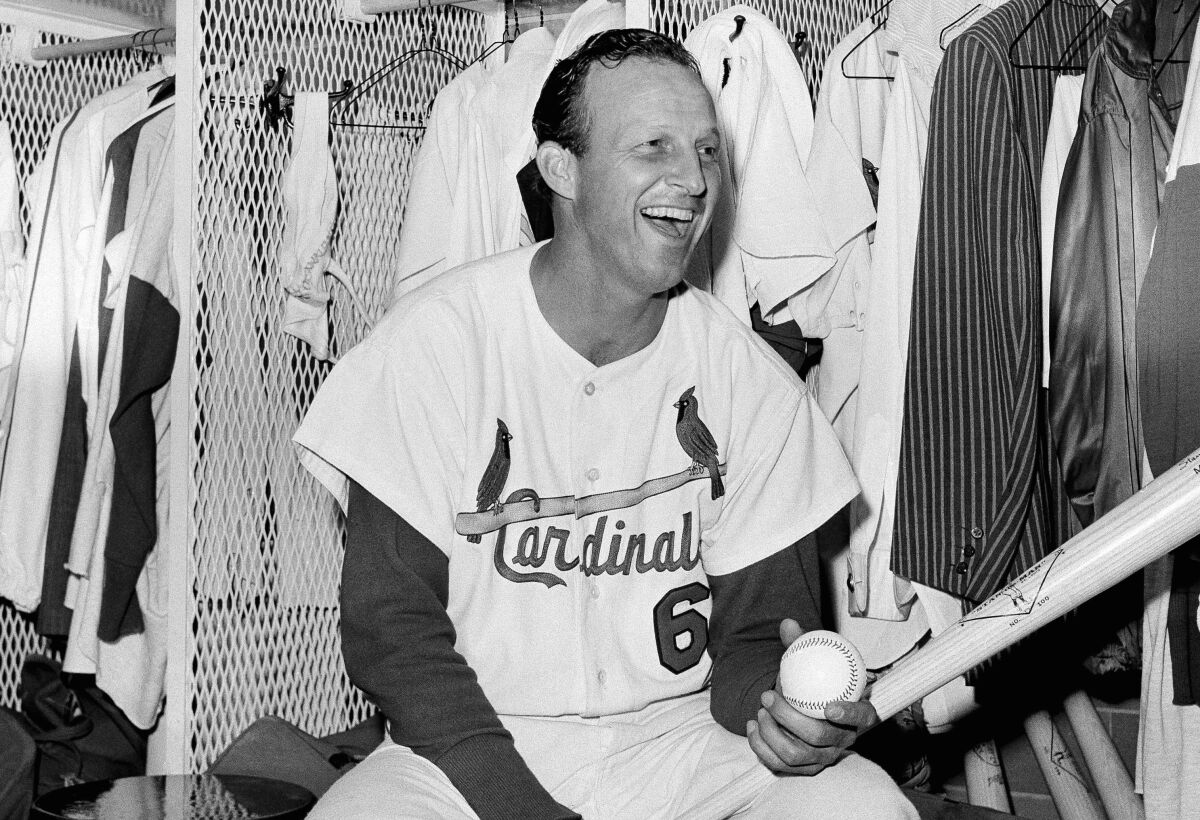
left=869, top=447, right=1200, bottom=722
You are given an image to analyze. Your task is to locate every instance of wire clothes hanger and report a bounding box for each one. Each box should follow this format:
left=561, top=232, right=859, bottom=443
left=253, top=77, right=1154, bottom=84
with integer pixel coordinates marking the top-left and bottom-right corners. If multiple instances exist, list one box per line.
left=940, top=4, right=983, bottom=50
left=1154, top=0, right=1200, bottom=80
left=1009, top=0, right=1114, bottom=71
left=842, top=0, right=894, bottom=81
left=1011, top=0, right=1195, bottom=75
left=328, top=1, right=469, bottom=131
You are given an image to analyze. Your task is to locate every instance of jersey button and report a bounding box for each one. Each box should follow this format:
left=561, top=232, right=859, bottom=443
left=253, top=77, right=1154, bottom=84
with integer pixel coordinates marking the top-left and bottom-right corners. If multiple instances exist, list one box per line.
left=584, top=381, right=596, bottom=396
left=590, top=584, right=600, bottom=600
left=597, top=670, right=607, bottom=685
left=586, top=468, right=600, bottom=482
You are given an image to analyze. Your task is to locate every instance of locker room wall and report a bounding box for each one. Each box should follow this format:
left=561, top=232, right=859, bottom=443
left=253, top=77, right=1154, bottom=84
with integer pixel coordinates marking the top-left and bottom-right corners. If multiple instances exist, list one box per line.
left=1, top=0, right=876, bottom=773
left=180, top=0, right=491, bottom=770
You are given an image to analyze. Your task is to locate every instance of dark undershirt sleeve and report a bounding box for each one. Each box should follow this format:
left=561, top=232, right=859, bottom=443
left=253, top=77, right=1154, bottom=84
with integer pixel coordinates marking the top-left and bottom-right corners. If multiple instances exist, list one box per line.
left=342, top=480, right=579, bottom=820
left=707, top=533, right=823, bottom=734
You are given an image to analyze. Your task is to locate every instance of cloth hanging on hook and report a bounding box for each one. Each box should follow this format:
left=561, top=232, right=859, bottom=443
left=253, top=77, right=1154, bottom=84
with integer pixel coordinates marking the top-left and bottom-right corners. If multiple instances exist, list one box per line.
left=892, top=0, right=1102, bottom=602
left=683, top=6, right=835, bottom=331
left=279, top=92, right=371, bottom=362
left=0, top=67, right=168, bottom=614
left=1137, top=8, right=1200, bottom=806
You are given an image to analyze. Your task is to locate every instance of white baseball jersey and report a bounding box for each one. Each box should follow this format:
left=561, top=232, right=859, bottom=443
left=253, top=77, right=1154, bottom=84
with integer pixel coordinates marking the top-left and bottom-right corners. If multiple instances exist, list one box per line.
left=295, top=242, right=858, bottom=718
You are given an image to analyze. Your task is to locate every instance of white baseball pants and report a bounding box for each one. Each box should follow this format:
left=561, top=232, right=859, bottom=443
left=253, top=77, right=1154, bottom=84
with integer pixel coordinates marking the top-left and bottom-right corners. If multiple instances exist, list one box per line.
left=310, top=691, right=917, bottom=819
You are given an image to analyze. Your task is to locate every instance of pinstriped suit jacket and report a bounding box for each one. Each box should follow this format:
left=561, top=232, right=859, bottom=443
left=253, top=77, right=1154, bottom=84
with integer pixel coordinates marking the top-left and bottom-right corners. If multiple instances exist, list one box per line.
left=893, top=0, right=1102, bottom=601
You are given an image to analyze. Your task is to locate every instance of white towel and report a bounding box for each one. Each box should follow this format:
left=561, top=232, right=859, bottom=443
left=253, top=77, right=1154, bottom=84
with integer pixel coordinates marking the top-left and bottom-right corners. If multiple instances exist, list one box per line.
left=279, top=92, right=369, bottom=361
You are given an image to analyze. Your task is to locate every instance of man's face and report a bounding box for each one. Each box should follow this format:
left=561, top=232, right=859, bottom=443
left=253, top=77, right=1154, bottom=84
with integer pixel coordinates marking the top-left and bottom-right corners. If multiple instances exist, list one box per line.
left=570, top=57, right=721, bottom=296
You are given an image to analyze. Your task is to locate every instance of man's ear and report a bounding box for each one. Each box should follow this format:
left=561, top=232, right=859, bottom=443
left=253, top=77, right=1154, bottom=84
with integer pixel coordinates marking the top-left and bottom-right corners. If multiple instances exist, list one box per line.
left=536, top=141, right=577, bottom=201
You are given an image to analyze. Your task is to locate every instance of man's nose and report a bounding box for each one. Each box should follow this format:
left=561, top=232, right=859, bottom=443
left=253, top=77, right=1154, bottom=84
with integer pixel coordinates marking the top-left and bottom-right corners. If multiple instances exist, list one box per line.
left=667, top=151, right=708, bottom=197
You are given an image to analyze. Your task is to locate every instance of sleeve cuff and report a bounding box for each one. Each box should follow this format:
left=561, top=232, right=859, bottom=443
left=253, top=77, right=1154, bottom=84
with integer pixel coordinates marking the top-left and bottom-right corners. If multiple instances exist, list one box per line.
left=436, top=733, right=580, bottom=820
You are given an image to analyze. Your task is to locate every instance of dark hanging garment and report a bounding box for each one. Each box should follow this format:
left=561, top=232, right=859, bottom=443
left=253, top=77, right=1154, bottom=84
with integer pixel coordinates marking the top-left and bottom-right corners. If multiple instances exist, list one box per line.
left=894, top=0, right=1102, bottom=602
left=99, top=111, right=177, bottom=641
left=1049, top=0, right=1174, bottom=530
left=39, top=110, right=160, bottom=637
left=1139, top=89, right=1200, bottom=707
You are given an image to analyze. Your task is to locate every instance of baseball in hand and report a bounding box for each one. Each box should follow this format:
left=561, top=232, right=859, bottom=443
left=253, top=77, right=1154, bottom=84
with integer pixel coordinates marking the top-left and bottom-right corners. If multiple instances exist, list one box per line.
left=778, top=630, right=867, bottom=719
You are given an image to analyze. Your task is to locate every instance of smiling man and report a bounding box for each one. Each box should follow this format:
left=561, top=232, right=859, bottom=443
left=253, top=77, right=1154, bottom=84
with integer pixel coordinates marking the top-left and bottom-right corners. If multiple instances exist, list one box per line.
left=295, top=29, right=916, bottom=819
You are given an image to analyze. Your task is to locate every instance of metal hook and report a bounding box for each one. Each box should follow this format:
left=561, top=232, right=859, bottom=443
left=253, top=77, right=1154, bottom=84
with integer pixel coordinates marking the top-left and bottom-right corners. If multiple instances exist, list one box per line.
left=729, top=14, right=746, bottom=42
left=259, top=66, right=290, bottom=131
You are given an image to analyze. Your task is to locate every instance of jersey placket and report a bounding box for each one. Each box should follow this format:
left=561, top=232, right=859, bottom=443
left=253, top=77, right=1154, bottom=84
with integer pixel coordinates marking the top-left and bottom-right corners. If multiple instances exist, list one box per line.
left=570, top=370, right=618, bottom=713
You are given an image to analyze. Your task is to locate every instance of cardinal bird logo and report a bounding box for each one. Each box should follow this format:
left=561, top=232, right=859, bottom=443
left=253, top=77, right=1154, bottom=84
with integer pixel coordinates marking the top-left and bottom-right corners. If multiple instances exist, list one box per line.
left=468, top=419, right=513, bottom=543
left=674, top=387, right=724, bottom=500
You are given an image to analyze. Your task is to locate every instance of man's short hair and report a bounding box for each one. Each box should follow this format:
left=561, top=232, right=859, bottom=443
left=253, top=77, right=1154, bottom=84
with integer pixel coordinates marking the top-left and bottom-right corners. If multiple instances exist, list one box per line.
left=532, top=28, right=701, bottom=157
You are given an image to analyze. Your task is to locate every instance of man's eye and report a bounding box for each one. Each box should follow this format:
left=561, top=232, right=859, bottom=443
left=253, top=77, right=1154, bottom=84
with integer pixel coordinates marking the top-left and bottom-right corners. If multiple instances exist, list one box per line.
left=698, top=145, right=718, bottom=159
left=643, top=139, right=664, bottom=148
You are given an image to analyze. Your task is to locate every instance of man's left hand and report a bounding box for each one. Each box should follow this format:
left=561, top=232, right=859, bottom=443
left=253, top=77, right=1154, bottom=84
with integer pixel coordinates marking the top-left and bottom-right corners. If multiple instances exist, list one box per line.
left=745, top=618, right=879, bottom=776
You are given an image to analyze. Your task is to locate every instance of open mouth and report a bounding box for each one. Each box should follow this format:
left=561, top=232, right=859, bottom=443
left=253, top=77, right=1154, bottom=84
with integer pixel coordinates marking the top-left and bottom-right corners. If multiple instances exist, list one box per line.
left=640, top=205, right=695, bottom=239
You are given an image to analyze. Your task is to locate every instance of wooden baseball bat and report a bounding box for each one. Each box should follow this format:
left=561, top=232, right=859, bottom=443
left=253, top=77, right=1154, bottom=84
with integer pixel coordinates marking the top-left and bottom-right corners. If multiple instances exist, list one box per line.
left=1023, top=709, right=1105, bottom=820
left=869, top=445, right=1200, bottom=722
left=1062, top=690, right=1145, bottom=820
left=963, top=737, right=1012, bottom=813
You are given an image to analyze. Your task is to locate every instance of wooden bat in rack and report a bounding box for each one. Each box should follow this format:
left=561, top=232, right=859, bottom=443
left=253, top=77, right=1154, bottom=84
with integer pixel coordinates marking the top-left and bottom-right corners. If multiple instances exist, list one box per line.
left=963, top=737, right=1011, bottom=813
left=1023, top=710, right=1105, bottom=820
left=868, top=444, right=1200, bottom=723
left=1063, top=690, right=1144, bottom=819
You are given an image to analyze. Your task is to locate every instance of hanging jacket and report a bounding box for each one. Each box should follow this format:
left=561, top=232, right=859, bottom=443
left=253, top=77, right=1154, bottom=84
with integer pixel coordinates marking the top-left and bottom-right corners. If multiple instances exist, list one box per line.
left=893, top=0, right=1101, bottom=601
left=1049, top=0, right=1173, bottom=529
left=1138, top=3, right=1200, bottom=712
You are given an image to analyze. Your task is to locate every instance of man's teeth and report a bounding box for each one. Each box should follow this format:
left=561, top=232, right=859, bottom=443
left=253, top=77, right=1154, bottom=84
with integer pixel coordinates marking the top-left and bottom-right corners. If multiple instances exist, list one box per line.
left=641, top=206, right=694, bottom=222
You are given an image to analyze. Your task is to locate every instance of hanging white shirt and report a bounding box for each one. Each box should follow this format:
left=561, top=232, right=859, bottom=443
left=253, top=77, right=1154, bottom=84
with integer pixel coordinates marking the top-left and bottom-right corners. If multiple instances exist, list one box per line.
left=390, top=63, right=487, bottom=301
left=844, top=54, right=931, bottom=627
left=804, top=18, right=892, bottom=447
left=0, top=68, right=167, bottom=612
left=684, top=6, right=835, bottom=329
left=449, top=27, right=557, bottom=274
left=798, top=22, right=925, bottom=677
left=391, top=0, right=625, bottom=305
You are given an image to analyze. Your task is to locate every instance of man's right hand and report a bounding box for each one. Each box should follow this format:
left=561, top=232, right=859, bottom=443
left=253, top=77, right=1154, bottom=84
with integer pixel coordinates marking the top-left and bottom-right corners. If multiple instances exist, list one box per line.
left=745, top=619, right=878, bottom=776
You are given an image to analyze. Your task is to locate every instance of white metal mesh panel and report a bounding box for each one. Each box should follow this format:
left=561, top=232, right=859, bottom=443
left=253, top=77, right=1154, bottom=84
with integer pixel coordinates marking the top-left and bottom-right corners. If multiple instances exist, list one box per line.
left=649, top=0, right=876, bottom=97
left=189, top=0, right=488, bottom=770
left=0, top=28, right=161, bottom=710
left=74, top=0, right=169, bottom=23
